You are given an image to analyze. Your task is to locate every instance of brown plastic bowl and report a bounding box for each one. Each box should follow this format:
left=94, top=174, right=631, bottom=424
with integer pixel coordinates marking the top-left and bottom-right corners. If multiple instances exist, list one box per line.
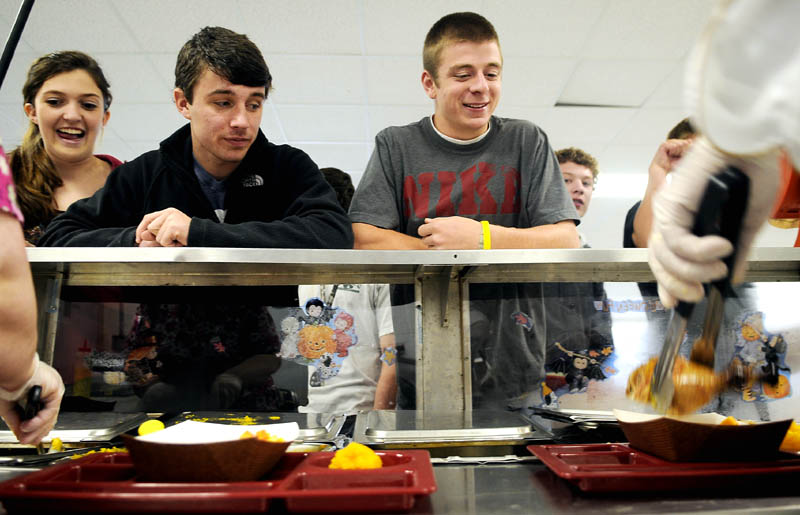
left=123, top=434, right=291, bottom=482
left=614, top=410, right=792, bottom=462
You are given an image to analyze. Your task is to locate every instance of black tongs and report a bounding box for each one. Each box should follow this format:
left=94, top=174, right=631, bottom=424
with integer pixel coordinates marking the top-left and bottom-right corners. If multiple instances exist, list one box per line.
left=15, top=385, right=43, bottom=422
left=650, top=166, right=750, bottom=413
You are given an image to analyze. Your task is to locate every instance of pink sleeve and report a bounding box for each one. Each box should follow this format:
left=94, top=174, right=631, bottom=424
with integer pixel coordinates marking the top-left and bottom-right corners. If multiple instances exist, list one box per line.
left=0, top=146, right=24, bottom=224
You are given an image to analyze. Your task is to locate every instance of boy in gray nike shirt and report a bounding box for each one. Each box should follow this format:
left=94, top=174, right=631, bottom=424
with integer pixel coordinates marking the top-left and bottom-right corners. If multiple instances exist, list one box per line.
left=349, top=12, right=580, bottom=408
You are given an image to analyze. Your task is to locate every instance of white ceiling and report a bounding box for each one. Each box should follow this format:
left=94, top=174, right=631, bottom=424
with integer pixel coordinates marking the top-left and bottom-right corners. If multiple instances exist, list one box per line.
left=0, top=0, right=794, bottom=248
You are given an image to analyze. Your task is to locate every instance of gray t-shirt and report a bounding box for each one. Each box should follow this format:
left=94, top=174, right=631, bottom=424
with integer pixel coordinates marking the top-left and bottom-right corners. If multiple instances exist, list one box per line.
left=350, top=116, right=578, bottom=235
left=350, top=116, right=579, bottom=406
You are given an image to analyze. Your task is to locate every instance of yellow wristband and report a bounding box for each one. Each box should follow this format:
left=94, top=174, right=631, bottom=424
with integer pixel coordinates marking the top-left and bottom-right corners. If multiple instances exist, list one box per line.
left=481, top=221, right=491, bottom=250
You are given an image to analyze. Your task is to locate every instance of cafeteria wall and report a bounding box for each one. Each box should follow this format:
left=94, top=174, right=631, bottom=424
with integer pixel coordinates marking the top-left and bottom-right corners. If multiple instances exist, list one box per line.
left=2, top=1, right=795, bottom=248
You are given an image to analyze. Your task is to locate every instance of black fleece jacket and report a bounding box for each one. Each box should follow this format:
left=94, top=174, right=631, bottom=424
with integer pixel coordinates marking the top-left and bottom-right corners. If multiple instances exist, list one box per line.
left=39, top=124, right=354, bottom=249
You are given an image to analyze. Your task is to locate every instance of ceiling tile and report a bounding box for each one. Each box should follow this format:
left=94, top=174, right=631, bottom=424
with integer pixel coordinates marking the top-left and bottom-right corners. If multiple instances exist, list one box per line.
left=110, top=0, right=247, bottom=54
left=367, top=105, right=432, bottom=140
left=0, top=51, right=36, bottom=102
left=557, top=59, right=675, bottom=107
left=238, top=0, right=362, bottom=55
left=0, top=5, right=35, bottom=54
left=275, top=105, right=366, bottom=142
left=485, top=0, right=608, bottom=57
left=597, top=144, right=662, bottom=175
left=147, top=54, right=178, bottom=94
left=501, top=57, right=576, bottom=107
left=99, top=54, right=172, bottom=104
left=289, top=142, right=369, bottom=173
left=581, top=0, right=715, bottom=59
left=22, top=0, right=140, bottom=53
left=540, top=106, right=637, bottom=145
left=108, top=103, right=184, bottom=143
left=267, top=56, right=364, bottom=104
left=643, top=60, right=686, bottom=108
left=363, top=0, right=482, bottom=56
left=612, top=108, right=690, bottom=145
left=365, top=57, right=428, bottom=106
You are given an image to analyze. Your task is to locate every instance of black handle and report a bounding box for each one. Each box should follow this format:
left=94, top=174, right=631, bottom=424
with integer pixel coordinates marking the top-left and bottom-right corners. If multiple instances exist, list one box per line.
left=15, top=384, right=43, bottom=421
left=673, top=166, right=750, bottom=317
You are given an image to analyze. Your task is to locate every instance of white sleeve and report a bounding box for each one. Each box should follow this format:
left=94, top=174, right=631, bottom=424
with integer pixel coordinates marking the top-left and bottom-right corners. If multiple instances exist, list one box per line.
left=372, top=284, right=395, bottom=338
left=688, top=0, right=800, bottom=164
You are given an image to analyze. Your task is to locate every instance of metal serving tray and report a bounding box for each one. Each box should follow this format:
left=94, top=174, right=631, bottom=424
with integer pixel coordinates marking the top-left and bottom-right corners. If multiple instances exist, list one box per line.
left=165, top=411, right=346, bottom=443
left=354, top=409, right=548, bottom=445
left=529, top=408, right=618, bottom=427
left=0, top=411, right=148, bottom=444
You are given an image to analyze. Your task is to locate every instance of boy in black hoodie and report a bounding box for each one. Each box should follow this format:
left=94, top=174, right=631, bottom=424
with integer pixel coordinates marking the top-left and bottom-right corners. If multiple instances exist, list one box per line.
left=41, top=27, right=353, bottom=411
left=40, top=27, right=351, bottom=249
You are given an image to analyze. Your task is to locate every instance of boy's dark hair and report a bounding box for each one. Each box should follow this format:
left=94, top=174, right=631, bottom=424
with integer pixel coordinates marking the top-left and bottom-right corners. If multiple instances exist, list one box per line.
left=667, top=118, right=697, bottom=140
left=319, top=167, right=354, bottom=212
left=175, top=26, right=271, bottom=103
left=306, top=298, right=324, bottom=311
left=423, top=12, right=500, bottom=82
left=556, top=147, right=599, bottom=184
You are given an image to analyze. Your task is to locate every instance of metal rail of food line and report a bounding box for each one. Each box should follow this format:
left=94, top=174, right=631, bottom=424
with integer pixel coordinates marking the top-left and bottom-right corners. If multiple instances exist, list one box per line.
left=26, top=247, right=800, bottom=412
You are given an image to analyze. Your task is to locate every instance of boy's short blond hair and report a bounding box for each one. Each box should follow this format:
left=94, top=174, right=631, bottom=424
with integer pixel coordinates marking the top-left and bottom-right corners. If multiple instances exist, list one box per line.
left=423, top=12, right=501, bottom=83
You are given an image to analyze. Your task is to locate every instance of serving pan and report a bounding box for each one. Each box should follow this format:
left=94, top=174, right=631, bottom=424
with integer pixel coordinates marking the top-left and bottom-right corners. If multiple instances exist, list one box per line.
left=0, top=412, right=147, bottom=445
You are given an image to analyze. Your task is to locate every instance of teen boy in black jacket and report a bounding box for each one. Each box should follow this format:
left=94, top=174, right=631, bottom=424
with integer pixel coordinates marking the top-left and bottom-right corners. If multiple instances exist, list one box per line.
left=40, top=31, right=351, bottom=249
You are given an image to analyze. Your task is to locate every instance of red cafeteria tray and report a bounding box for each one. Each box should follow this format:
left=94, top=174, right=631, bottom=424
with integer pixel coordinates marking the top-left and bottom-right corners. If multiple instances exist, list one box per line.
left=0, top=450, right=436, bottom=513
left=528, top=443, right=800, bottom=493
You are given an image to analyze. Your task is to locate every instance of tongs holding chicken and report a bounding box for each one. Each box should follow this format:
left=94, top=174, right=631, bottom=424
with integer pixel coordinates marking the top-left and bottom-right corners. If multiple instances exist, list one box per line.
left=627, top=355, right=756, bottom=415
left=632, top=166, right=751, bottom=414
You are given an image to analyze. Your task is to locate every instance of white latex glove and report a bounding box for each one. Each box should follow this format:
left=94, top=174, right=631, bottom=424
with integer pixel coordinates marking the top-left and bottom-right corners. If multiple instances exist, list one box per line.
left=0, top=355, right=65, bottom=445
left=648, top=136, right=780, bottom=308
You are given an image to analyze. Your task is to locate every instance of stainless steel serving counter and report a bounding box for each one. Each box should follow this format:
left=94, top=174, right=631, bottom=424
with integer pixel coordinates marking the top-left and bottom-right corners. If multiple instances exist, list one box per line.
left=418, top=462, right=800, bottom=514
left=26, top=247, right=800, bottom=414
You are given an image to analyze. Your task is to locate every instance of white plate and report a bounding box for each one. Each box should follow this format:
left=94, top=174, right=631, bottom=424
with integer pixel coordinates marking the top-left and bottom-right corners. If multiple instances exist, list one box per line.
left=136, top=420, right=300, bottom=444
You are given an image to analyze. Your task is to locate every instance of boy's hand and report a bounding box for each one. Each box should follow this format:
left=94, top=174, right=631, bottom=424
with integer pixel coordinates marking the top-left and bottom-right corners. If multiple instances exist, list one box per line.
left=136, top=208, right=191, bottom=247
left=418, top=216, right=482, bottom=249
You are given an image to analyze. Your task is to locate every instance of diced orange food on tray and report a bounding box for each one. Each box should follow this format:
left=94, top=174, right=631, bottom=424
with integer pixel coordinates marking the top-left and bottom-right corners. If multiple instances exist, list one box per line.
left=329, top=442, right=382, bottom=470
left=239, top=429, right=285, bottom=442
left=70, top=447, right=127, bottom=459
left=719, top=416, right=755, bottom=426
left=780, top=421, right=800, bottom=453
left=718, top=417, right=800, bottom=453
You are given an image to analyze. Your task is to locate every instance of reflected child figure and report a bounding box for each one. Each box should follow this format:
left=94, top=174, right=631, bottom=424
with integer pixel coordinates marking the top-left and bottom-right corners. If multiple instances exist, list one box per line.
left=298, top=167, right=397, bottom=413
left=9, top=51, right=121, bottom=245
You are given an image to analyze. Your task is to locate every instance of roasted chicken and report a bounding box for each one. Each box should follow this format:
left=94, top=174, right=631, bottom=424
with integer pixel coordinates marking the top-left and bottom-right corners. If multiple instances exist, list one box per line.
left=626, top=356, right=753, bottom=415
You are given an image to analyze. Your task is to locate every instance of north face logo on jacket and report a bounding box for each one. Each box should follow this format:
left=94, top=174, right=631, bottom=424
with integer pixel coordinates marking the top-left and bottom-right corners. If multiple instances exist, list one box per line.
left=241, top=174, right=264, bottom=187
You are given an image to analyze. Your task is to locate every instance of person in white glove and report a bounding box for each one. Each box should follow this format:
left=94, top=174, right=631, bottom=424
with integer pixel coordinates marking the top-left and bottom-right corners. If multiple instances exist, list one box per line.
left=649, top=0, right=800, bottom=307
left=648, top=137, right=780, bottom=307
left=0, top=145, right=65, bottom=445
left=0, top=356, right=65, bottom=445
